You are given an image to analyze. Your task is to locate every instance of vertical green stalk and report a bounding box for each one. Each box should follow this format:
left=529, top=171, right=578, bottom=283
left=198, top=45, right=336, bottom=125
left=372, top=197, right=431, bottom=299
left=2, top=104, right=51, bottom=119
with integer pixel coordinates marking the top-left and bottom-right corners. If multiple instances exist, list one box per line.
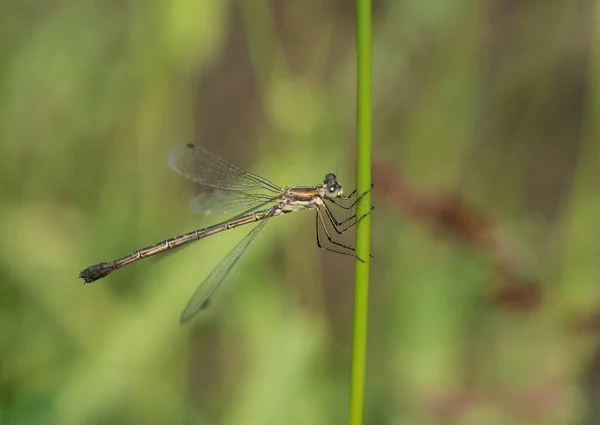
left=349, top=1, right=372, bottom=425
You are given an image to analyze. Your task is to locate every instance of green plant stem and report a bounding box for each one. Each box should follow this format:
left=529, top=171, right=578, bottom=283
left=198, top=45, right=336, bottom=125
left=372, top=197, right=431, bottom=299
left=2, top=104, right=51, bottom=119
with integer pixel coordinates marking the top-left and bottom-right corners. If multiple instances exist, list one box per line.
left=349, top=1, right=372, bottom=425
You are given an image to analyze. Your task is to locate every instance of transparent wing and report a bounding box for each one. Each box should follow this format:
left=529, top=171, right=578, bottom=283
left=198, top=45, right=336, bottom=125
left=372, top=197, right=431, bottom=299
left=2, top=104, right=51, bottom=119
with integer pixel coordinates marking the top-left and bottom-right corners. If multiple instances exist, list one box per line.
left=179, top=211, right=272, bottom=323
left=189, top=190, right=275, bottom=215
left=167, top=144, right=280, bottom=192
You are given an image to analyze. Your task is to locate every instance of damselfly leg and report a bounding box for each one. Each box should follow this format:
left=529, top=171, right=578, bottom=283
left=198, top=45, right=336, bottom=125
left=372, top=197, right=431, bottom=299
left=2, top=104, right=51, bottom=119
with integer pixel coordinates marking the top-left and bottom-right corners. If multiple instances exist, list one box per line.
left=79, top=143, right=375, bottom=322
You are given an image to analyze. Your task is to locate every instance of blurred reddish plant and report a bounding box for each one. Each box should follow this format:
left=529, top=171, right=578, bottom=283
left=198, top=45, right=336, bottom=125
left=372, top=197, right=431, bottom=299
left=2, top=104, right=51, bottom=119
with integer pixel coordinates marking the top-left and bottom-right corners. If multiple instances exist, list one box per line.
left=371, top=154, right=542, bottom=311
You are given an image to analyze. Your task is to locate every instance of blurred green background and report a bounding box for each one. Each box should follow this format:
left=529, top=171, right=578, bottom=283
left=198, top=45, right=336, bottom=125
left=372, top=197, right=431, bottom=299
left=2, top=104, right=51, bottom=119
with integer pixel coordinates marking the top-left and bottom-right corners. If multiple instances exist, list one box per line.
left=2, top=1, right=600, bottom=424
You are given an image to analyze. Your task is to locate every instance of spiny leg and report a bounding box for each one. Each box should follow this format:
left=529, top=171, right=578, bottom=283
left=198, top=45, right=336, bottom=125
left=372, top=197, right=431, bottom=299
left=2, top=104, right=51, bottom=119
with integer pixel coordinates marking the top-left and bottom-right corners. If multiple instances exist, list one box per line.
left=314, top=209, right=366, bottom=262
left=329, top=184, right=374, bottom=210
left=321, top=202, right=374, bottom=234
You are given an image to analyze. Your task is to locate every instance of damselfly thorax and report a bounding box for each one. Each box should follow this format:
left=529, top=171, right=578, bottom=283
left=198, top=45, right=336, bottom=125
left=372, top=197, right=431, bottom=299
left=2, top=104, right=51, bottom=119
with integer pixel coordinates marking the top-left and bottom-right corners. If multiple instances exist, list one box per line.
left=79, top=144, right=373, bottom=323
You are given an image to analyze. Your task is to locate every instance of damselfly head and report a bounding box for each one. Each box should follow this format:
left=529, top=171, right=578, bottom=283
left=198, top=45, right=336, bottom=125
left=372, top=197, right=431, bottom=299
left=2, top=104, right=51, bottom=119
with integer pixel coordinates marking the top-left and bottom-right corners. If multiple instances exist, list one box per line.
left=323, top=173, right=343, bottom=198
left=324, top=173, right=337, bottom=183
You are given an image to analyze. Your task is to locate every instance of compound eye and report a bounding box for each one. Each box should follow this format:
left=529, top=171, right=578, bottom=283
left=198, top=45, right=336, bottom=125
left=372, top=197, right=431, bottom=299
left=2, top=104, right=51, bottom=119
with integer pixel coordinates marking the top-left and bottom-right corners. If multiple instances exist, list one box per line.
left=324, top=173, right=337, bottom=184
left=325, top=183, right=340, bottom=198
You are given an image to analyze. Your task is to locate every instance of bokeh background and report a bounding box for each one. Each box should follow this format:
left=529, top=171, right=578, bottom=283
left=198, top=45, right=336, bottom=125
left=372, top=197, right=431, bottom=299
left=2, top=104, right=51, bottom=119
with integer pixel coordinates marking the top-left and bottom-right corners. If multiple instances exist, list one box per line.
left=2, top=1, right=600, bottom=424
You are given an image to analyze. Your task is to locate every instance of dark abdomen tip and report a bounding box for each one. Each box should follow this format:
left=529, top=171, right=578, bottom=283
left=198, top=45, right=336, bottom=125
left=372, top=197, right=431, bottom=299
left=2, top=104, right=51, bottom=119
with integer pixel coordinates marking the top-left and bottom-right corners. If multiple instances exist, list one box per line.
left=79, top=264, right=113, bottom=283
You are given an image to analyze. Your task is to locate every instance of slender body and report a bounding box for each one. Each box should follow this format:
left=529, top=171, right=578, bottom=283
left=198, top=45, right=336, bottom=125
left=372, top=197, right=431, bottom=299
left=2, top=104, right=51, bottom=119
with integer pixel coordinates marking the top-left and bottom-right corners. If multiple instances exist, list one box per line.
left=79, top=143, right=373, bottom=322
left=80, top=209, right=274, bottom=283
left=80, top=186, right=329, bottom=283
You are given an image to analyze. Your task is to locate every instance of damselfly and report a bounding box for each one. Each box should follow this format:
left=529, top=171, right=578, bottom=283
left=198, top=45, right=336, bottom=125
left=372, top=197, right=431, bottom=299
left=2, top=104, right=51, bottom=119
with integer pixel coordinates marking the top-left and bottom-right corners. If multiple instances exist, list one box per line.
left=79, top=143, right=373, bottom=323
